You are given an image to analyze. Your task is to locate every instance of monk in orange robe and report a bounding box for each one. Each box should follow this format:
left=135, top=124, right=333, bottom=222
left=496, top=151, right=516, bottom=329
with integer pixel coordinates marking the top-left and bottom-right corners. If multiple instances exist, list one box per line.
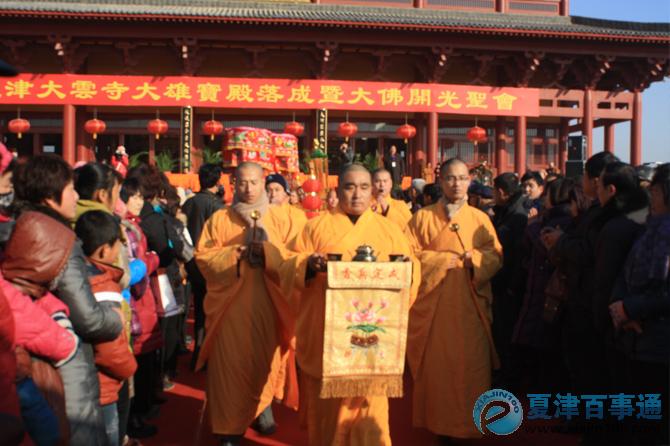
left=195, top=162, right=298, bottom=445
left=405, top=158, right=503, bottom=441
left=371, top=168, right=412, bottom=230
left=286, top=164, right=420, bottom=446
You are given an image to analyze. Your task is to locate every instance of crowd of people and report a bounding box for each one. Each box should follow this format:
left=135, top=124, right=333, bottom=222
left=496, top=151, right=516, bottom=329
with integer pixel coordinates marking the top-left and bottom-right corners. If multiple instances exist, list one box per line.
left=0, top=140, right=667, bottom=446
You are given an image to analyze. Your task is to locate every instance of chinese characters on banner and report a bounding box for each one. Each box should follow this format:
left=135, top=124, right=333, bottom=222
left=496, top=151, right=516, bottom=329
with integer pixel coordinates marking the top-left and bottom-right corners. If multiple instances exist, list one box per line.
left=0, top=74, right=540, bottom=116
left=180, top=106, right=192, bottom=173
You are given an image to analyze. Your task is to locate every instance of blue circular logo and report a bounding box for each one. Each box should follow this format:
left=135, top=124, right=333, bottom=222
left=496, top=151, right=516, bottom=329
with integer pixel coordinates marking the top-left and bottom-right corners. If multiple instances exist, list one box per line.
left=472, top=388, right=524, bottom=436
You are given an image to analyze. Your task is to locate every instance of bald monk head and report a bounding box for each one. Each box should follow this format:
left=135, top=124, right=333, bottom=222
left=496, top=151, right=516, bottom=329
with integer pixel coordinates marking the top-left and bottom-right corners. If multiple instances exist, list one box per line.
left=372, top=168, right=393, bottom=199
left=234, top=162, right=265, bottom=205
left=439, top=158, right=471, bottom=203
left=337, top=163, right=372, bottom=216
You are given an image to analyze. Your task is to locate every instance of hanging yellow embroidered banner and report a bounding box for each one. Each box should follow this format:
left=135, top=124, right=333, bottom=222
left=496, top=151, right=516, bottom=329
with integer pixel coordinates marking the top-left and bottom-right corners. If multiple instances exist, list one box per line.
left=321, top=261, right=412, bottom=399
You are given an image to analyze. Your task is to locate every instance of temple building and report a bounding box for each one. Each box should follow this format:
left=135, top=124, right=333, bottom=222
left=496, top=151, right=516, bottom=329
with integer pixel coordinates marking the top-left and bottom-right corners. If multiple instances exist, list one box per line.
left=0, top=0, right=668, bottom=176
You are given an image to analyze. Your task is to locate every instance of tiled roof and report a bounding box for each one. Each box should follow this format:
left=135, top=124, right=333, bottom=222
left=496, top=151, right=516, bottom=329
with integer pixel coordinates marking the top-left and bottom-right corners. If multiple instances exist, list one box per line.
left=0, top=0, right=668, bottom=41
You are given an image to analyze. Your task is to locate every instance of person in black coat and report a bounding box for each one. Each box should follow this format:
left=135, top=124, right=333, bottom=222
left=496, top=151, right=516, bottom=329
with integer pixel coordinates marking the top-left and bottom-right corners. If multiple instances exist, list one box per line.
left=609, top=164, right=669, bottom=446
left=383, top=145, right=404, bottom=187
left=490, top=172, right=528, bottom=389
left=181, top=164, right=224, bottom=368
left=512, top=178, right=575, bottom=391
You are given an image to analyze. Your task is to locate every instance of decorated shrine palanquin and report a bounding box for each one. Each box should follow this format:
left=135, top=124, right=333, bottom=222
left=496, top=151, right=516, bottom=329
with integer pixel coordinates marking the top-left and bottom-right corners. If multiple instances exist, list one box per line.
left=0, top=0, right=668, bottom=176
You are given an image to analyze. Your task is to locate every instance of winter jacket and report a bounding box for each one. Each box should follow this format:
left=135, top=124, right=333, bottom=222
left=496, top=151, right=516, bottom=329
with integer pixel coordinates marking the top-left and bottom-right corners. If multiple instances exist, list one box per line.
left=593, top=203, right=648, bottom=338
left=2, top=208, right=122, bottom=446
left=122, top=212, right=162, bottom=354
left=612, top=214, right=670, bottom=364
left=512, top=204, right=573, bottom=348
left=1, top=274, right=78, bottom=366
left=492, top=192, right=529, bottom=299
left=182, top=190, right=224, bottom=247
left=139, top=202, right=183, bottom=269
left=552, top=203, right=602, bottom=314
left=87, top=260, right=137, bottom=405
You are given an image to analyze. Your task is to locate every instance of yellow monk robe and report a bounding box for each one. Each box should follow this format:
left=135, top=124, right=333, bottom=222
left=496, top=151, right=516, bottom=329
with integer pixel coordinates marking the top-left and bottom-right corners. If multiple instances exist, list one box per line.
left=286, top=208, right=420, bottom=446
left=265, top=201, right=308, bottom=409
left=371, top=197, right=412, bottom=230
left=405, top=202, right=502, bottom=438
left=195, top=206, right=297, bottom=434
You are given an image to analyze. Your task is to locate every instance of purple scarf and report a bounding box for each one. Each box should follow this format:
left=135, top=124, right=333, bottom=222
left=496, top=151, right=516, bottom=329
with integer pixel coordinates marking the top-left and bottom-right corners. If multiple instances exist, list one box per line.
left=625, top=213, right=670, bottom=291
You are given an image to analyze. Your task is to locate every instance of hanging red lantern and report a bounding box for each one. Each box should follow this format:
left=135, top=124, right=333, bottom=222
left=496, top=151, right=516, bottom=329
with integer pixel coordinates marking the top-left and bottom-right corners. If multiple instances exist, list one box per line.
left=147, top=118, right=168, bottom=140
left=302, top=175, right=322, bottom=194
left=338, top=122, right=358, bottom=142
left=284, top=121, right=304, bottom=137
left=84, top=118, right=106, bottom=140
left=396, top=124, right=417, bottom=143
left=202, top=120, right=224, bottom=141
left=8, top=118, right=30, bottom=139
left=466, top=125, right=487, bottom=144
left=302, top=192, right=322, bottom=211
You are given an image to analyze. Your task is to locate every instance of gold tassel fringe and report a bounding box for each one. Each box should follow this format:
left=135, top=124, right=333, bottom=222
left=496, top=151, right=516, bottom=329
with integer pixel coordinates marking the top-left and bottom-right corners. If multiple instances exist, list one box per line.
left=319, top=376, right=403, bottom=399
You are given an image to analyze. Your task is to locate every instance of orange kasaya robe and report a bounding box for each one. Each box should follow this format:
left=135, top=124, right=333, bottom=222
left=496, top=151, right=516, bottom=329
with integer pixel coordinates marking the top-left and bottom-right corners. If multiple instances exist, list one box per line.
left=195, top=206, right=299, bottom=435
left=285, top=208, right=421, bottom=446
left=371, top=197, right=412, bottom=230
left=405, top=202, right=502, bottom=438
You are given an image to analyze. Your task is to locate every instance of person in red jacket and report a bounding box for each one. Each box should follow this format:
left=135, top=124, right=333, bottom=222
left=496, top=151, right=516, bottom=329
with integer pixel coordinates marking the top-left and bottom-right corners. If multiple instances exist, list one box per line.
left=111, top=146, right=129, bottom=179
left=75, top=211, right=138, bottom=446
left=0, top=288, right=23, bottom=446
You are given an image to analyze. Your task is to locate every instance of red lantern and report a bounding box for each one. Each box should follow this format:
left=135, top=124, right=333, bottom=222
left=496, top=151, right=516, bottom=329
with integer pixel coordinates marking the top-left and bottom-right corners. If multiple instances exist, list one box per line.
left=284, top=121, right=304, bottom=137
left=84, top=118, right=106, bottom=140
left=466, top=126, right=487, bottom=145
left=202, top=120, right=224, bottom=141
left=302, top=175, right=322, bottom=194
left=338, top=122, right=358, bottom=142
left=305, top=210, right=320, bottom=219
left=8, top=118, right=30, bottom=139
left=302, top=192, right=322, bottom=211
left=147, top=119, right=168, bottom=140
left=396, top=124, right=417, bottom=143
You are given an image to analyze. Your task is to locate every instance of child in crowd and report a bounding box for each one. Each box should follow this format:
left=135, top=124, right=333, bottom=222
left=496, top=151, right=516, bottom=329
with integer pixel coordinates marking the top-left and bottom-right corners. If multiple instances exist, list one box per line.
left=75, top=211, right=138, bottom=446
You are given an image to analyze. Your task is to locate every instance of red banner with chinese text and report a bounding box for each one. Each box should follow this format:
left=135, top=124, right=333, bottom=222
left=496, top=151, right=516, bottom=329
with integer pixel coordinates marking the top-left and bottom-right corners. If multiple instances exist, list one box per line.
left=0, top=74, right=539, bottom=116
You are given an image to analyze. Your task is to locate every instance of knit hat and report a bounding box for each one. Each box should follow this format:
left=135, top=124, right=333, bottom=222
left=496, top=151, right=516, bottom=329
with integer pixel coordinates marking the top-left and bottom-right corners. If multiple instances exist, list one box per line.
left=266, top=173, right=289, bottom=193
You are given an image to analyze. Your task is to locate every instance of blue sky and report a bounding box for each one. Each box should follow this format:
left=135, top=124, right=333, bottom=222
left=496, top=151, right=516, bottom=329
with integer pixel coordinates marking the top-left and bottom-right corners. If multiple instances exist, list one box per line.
left=570, top=0, right=670, bottom=163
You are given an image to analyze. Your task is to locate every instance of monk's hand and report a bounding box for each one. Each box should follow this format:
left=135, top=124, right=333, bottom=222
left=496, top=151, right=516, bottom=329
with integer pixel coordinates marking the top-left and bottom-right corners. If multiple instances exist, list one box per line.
left=235, top=245, right=248, bottom=262
left=446, top=253, right=461, bottom=270
left=462, top=251, right=474, bottom=269
left=308, top=253, right=328, bottom=273
left=376, top=195, right=389, bottom=214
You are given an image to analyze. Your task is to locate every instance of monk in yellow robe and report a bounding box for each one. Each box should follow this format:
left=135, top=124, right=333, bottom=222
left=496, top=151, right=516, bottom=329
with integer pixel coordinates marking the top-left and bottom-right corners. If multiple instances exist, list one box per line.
left=195, top=162, right=297, bottom=445
left=286, top=164, right=420, bottom=446
left=371, top=168, right=412, bottom=230
left=405, top=158, right=503, bottom=441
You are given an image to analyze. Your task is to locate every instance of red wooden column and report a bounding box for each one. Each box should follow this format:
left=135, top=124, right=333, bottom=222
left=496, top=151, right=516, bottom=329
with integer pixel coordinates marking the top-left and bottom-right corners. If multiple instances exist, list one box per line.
left=495, top=116, right=507, bottom=174
left=630, top=90, right=642, bottom=166
left=413, top=0, right=425, bottom=7
left=427, top=112, right=438, bottom=168
left=75, top=107, right=89, bottom=162
left=413, top=115, right=424, bottom=177
left=63, top=104, right=76, bottom=165
left=558, top=118, right=569, bottom=173
left=514, top=116, right=527, bottom=175
left=604, top=121, right=615, bottom=153
left=583, top=88, right=593, bottom=159
left=148, top=134, right=156, bottom=166
left=496, top=0, right=507, bottom=13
